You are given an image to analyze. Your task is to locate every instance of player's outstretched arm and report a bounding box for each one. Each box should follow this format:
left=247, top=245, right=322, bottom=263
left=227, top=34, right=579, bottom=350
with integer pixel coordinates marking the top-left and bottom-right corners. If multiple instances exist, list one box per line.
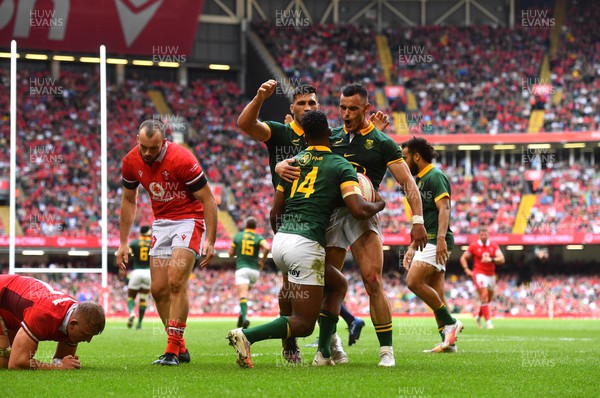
left=237, top=79, right=278, bottom=141
left=269, top=189, right=285, bottom=233
left=192, top=184, right=218, bottom=268
left=460, top=251, right=473, bottom=276
left=9, top=329, right=80, bottom=370
left=116, top=187, right=138, bottom=271
left=342, top=187, right=385, bottom=220
left=389, top=161, right=428, bottom=250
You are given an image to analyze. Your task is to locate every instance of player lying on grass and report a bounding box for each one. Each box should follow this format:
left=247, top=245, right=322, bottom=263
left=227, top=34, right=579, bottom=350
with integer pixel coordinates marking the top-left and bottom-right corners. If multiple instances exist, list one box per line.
left=227, top=110, right=385, bottom=368
left=0, top=275, right=105, bottom=370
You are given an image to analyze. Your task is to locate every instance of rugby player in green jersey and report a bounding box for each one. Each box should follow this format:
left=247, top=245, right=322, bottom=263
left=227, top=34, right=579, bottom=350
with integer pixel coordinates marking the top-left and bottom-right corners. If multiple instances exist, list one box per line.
left=237, top=81, right=387, bottom=362
left=229, top=217, right=270, bottom=329
left=126, top=226, right=152, bottom=330
left=277, top=84, right=428, bottom=366
left=227, top=110, right=385, bottom=368
left=401, top=137, right=463, bottom=353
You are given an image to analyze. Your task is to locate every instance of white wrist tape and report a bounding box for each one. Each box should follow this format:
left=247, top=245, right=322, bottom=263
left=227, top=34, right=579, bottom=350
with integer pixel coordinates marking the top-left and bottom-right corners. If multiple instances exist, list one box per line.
left=412, top=215, right=424, bottom=225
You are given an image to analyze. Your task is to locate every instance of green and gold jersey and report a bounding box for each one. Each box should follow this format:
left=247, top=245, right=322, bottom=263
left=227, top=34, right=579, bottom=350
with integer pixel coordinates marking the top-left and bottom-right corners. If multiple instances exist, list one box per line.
left=231, top=229, right=266, bottom=270
left=329, top=123, right=404, bottom=189
left=276, top=146, right=359, bottom=247
left=129, top=236, right=151, bottom=270
left=415, top=164, right=454, bottom=250
left=263, top=120, right=307, bottom=187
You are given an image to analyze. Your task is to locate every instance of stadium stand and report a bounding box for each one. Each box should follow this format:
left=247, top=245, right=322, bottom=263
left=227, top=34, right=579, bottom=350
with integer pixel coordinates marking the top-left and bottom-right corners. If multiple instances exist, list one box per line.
left=5, top=267, right=597, bottom=318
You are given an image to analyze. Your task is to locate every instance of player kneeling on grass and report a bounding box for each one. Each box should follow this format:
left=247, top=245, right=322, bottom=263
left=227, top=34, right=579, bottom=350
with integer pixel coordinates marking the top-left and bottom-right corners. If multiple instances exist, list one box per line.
left=401, top=137, right=463, bottom=353
left=227, top=110, right=385, bottom=368
left=0, top=275, right=105, bottom=370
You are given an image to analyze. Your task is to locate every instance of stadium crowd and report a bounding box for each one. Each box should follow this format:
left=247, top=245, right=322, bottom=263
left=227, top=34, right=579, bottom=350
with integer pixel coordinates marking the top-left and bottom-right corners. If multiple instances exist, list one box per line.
left=3, top=267, right=597, bottom=318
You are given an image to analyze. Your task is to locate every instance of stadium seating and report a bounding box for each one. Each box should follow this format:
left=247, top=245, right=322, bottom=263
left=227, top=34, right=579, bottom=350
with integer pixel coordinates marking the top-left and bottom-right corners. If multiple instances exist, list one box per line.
left=8, top=267, right=598, bottom=318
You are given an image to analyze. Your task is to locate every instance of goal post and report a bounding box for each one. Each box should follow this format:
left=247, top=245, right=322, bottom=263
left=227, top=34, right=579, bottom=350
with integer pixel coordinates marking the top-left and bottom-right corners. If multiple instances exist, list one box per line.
left=8, top=42, right=110, bottom=310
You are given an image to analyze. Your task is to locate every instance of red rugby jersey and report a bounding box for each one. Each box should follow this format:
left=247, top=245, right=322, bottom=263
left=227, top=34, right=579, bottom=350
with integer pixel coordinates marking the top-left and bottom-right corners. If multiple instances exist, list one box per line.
left=469, top=240, right=500, bottom=276
left=0, top=275, right=77, bottom=345
left=121, top=142, right=207, bottom=220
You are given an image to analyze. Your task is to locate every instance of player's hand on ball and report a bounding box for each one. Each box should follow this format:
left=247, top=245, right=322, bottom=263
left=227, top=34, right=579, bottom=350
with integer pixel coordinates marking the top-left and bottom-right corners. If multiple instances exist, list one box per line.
left=275, top=158, right=300, bottom=183
left=369, top=111, right=390, bottom=131
left=115, top=245, right=129, bottom=271
left=60, top=355, right=81, bottom=370
left=257, top=79, right=277, bottom=101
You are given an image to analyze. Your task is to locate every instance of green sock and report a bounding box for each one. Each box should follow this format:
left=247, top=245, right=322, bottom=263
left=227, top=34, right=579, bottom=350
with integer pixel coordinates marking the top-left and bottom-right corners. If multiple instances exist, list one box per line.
left=434, top=304, right=456, bottom=326
left=318, top=310, right=338, bottom=358
left=243, top=316, right=289, bottom=344
left=240, top=298, right=248, bottom=322
left=374, top=322, right=393, bottom=347
left=127, top=298, right=135, bottom=315
left=138, top=299, right=147, bottom=325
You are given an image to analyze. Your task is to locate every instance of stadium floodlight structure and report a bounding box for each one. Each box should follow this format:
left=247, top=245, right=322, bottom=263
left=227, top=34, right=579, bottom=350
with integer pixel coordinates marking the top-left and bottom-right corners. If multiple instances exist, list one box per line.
left=9, top=42, right=110, bottom=308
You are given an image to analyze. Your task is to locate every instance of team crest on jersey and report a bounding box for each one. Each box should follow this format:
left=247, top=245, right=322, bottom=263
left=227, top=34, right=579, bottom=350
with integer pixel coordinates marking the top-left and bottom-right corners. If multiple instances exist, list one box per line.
left=181, top=234, right=187, bottom=241
left=138, top=170, right=143, bottom=177
left=297, top=152, right=312, bottom=166
left=162, top=170, right=170, bottom=180
left=364, top=139, right=374, bottom=150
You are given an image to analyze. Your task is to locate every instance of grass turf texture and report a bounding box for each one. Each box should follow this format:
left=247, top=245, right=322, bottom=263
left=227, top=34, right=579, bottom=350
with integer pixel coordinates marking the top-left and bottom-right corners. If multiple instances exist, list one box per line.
left=5, top=317, right=599, bottom=398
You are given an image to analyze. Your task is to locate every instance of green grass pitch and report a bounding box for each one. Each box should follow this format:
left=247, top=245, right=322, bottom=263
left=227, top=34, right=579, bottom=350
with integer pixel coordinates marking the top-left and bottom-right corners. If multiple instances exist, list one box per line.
left=5, top=317, right=599, bottom=398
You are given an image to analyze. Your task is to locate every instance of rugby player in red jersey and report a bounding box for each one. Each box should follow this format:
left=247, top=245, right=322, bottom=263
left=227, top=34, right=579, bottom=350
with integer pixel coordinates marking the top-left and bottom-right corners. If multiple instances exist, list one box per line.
left=0, top=275, right=105, bottom=370
left=460, top=226, right=505, bottom=329
left=117, top=120, right=218, bottom=366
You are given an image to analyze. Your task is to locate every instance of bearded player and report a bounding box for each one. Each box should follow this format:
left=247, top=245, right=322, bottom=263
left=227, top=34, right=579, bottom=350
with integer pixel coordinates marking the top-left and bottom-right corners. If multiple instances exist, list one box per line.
left=117, top=119, right=218, bottom=366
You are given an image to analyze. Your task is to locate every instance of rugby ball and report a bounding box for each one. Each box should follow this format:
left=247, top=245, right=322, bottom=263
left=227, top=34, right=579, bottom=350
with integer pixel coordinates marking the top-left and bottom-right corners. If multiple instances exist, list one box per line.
left=357, top=173, right=376, bottom=202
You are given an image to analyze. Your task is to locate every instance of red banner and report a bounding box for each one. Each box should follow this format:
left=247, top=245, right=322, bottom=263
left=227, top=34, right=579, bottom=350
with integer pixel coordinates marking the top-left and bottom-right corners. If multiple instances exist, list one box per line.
left=0, top=0, right=204, bottom=56
left=1, top=234, right=599, bottom=249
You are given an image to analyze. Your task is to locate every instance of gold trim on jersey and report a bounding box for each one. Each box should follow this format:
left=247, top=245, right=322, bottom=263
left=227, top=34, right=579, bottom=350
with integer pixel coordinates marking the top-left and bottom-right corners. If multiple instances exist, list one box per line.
left=289, top=121, right=305, bottom=136
left=340, top=181, right=359, bottom=189
left=261, top=121, right=272, bottom=141
left=244, top=228, right=256, bottom=233
left=434, top=192, right=450, bottom=202
left=342, top=122, right=375, bottom=136
left=276, top=185, right=284, bottom=192
left=417, top=163, right=435, bottom=178
left=386, top=158, right=405, bottom=166
left=306, top=145, right=331, bottom=152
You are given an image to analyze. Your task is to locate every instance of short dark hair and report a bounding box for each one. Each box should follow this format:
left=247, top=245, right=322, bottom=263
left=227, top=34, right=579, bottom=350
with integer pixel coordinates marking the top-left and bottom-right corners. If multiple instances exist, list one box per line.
left=293, top=85, right=317, bottom=101
left=245, top=217, right=257, bottom=229
left=300, top=110, right=330, bottom=141
left=75, top=302, right=106, bottom=335
left=403, top=136, right=437, bottom=163
left=139, top=119, right=165, bottom=138
left=140, top=226, right=151, bottom=235
left=341, top=83, right=368, bottom=102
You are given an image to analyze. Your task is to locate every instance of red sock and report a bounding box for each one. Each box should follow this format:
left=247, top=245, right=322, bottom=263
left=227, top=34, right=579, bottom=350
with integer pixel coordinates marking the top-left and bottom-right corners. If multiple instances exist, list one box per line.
left=165, top=320, right=186, bottom=355
left=481, top=303, right=490, bottom=321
